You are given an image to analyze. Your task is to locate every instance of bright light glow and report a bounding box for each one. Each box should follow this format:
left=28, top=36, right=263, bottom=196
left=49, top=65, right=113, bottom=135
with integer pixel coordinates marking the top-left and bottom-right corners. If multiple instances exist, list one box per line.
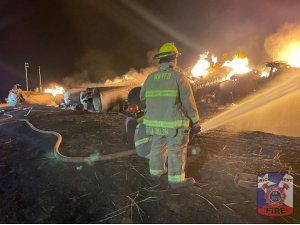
left=260, top=71, right=269, bottom=78
left=277, top=41, right=300, bottom=67
left=124, top=75, right=134, bottom=80
left=222, top=55, right=252, bottom=80
left=260, top=67, right=271, bottom=78
left=44, top=86, right=64, bottom=97
left=211, top=54, right=218, bottom=64
left=191, top=52, right=211, bottom=77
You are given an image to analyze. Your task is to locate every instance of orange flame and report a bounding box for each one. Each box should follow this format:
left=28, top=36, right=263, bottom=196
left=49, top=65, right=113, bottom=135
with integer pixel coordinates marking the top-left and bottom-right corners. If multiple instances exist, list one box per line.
left=277, top=41, right=300, bottom=67
left=222, top=54, right=252, bottom=80
left=44, top=86, right=64, bottom=97
left=191, top=52, right=212, bottom=77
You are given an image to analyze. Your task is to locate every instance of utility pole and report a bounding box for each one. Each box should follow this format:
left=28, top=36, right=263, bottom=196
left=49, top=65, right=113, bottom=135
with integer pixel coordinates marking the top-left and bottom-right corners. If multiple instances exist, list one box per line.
left=38, top=66, right=42, bottom=92
left=24, top=62, right=29, bottom=91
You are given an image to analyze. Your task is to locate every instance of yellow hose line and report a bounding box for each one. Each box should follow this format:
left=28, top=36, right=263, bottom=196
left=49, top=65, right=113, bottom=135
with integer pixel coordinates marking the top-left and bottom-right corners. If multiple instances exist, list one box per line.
left=1, top=109, right=136, bottom=163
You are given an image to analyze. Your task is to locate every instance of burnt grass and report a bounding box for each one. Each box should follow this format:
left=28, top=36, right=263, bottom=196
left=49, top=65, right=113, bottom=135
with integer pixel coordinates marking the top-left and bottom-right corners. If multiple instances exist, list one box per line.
left=0, top=107, right=299, bottom=223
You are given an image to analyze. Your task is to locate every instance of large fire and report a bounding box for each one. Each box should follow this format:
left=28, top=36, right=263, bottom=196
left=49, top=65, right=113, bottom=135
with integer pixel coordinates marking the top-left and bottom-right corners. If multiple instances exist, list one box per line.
left=44, top=86, right=64, bottom=97
left=264, top=24, right=300, bottom=68
left=191, top=52, right=252, bottom=80
left=191, top=52, right=211, bottom=77
left=277, top=41, right=300, bottom=67
left=222, top=54, right=252, bottom=80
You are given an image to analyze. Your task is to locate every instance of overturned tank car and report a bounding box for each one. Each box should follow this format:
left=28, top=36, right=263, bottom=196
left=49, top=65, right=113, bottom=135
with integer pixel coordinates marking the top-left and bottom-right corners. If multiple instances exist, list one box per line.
left=69, top=86, right=131, bottom=112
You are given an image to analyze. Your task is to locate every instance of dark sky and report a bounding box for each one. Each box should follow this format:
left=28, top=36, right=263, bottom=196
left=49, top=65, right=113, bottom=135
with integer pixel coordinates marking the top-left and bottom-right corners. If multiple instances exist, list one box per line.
left=1, top=0, right=300, bottom=100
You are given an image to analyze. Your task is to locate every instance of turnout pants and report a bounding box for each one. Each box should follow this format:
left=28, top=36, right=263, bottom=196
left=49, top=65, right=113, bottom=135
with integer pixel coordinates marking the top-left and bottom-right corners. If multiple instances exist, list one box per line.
left=149, top=128, right=189, bottom=183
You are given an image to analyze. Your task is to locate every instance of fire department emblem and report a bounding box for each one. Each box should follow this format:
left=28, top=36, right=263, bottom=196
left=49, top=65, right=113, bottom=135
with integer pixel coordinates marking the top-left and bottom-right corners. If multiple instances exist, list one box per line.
left=257, top=172, right=293, bottom=216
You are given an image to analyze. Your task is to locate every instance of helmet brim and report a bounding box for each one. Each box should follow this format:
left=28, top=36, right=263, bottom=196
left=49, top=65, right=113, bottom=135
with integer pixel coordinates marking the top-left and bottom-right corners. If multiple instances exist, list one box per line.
left=154, top=51, right=181, bottom=59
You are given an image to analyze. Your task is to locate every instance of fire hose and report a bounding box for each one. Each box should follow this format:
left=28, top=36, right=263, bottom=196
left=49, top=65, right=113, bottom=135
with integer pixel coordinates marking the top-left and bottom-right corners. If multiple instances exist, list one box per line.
left=0, top=108, right=135, bottom=163
left=0, top=108, right=20, bottom=121
left=1, top=108, right=260, bottom=188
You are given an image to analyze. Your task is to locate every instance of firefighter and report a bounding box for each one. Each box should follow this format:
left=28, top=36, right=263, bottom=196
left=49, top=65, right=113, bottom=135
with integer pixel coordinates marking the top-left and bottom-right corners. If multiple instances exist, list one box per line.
left=7, top=84, right=22, bottom=107
left=140, top=42, right=201, bottom=189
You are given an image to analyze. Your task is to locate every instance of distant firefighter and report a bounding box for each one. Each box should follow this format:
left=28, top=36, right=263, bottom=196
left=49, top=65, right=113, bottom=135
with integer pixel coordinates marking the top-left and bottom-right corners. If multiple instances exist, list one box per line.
left=7, top=84, right=23, bottom=107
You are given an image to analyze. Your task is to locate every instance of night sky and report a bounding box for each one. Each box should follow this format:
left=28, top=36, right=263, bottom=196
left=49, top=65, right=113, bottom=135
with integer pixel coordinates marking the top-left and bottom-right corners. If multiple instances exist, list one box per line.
left=1, top=0, right=300, bottom=101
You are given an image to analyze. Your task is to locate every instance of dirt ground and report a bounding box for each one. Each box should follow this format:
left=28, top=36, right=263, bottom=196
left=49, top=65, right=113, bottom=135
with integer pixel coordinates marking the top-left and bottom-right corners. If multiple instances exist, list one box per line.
left=0, top=105, right=299, bottom=223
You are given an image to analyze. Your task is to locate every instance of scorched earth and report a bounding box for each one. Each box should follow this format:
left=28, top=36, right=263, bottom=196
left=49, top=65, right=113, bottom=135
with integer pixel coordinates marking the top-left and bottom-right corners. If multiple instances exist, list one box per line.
left=0, top=105, right=299, bottom=223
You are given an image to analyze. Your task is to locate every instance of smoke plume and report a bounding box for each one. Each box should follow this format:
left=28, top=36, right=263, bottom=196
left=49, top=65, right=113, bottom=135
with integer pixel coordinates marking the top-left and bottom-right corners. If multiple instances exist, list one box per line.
left=63, top=48, right=158, bottom=88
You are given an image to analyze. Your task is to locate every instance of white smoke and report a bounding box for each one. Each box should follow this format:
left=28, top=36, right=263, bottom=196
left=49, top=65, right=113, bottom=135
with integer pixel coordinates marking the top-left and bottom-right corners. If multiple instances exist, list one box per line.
left=103, top=66, right=156, bottom=87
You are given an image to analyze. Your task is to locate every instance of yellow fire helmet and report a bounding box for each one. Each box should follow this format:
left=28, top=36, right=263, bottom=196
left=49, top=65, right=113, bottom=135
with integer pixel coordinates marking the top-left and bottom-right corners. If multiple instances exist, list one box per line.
left=154, top=42, right=181, bottom=59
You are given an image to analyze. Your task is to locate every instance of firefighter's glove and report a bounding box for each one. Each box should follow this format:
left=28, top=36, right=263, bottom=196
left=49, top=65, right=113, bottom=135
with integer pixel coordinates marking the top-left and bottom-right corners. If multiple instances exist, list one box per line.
left=191, top=121, right=201, bottom=135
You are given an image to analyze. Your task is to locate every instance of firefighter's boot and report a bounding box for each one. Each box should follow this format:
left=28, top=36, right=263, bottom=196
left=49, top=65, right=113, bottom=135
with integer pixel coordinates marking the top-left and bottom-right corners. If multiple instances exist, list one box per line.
left=150, top=168, right=167, bottom=181
left=169, top=177, right=195, bottom=189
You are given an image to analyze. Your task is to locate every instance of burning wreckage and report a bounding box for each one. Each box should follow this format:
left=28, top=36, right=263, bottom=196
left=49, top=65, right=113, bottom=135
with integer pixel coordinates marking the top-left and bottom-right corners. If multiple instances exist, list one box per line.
left=3, top=49, right=299, bottom=148
left=5, top=51, right=292, bottom=115
left=56, top=54, right=293, bottom=113
left=4, top=53, right=297, bottom=147
left=63, top=86, right=131, bottom=112
left=189, top=53, right=292, bottom=105
left=5, top=84, right=131, bottom=113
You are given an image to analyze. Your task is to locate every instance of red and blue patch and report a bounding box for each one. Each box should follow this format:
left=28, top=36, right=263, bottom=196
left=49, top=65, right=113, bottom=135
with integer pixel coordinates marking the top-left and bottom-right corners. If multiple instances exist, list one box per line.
left=257, top=172, right=293, bottom=216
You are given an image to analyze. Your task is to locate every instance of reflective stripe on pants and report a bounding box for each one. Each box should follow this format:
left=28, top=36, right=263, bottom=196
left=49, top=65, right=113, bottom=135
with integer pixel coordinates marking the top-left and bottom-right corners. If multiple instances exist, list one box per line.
left=149, top=128, right=189, bottom=182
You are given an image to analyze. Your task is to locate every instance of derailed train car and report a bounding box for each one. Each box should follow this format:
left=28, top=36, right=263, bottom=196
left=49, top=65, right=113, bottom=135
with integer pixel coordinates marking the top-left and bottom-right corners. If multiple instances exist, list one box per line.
left=69, top=86, right=131, bottom=112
